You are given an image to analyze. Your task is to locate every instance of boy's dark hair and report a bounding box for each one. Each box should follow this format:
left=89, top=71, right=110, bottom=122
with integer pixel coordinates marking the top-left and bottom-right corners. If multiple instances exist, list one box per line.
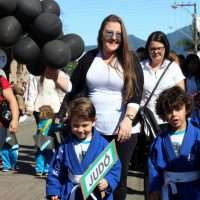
left=68, top=97, right=96, bottom=121
left=156, top=86, right=192, bottom=121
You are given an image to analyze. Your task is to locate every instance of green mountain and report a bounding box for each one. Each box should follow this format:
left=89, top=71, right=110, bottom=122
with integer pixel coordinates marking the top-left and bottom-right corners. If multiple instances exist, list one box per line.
left=85, top=25, right=194, bottom=55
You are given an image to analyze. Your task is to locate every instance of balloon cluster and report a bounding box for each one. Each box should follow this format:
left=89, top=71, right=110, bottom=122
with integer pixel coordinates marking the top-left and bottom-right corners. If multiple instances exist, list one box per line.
left=0, top=0, right=85, bottom=75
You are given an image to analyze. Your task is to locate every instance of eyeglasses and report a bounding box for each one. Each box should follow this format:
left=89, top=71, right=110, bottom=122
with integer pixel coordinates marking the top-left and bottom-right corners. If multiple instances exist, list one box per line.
left=149, top=46, right=165, bottom=52
left=104, top=30, right=122, bottom=42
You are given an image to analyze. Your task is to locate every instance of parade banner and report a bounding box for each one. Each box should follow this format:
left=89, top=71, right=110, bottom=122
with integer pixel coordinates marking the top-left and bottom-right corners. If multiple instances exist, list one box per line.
left=80, top=140, right=118, bottom=200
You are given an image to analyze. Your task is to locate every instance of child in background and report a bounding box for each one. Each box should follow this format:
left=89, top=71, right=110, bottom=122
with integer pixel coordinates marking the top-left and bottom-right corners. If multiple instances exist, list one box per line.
left=46, top=97, right=121, bottom=200
left=0, top=75, right=19, bottom=172
left=148, top=86, right=200, bottom=200
left=191, top=91, right=200, bottom=126
left=34, top=105, right=55, bottom=176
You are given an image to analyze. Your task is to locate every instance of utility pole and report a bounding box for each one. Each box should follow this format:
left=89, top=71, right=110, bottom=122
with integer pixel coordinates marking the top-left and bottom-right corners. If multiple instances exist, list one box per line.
left=172, top=3, right=198, bottom=53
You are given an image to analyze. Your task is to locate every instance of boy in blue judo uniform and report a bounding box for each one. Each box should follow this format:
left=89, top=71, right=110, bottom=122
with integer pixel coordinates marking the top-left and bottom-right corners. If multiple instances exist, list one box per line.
left=46, top=97, right=121, bottom=200
left=148, top=86, right=200, bottom=200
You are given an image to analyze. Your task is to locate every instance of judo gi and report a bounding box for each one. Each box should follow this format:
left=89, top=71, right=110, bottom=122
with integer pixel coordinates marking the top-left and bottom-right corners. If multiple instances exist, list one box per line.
left=191, top=108, right=200, bottom=127
left=148, top=120, right=200, bottom=200
left=46, top=129, right=121, bottom=200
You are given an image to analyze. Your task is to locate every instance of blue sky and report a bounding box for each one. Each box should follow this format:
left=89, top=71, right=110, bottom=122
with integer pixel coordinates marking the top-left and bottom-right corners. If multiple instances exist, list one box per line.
left=56, top=0, right=199, bottom=46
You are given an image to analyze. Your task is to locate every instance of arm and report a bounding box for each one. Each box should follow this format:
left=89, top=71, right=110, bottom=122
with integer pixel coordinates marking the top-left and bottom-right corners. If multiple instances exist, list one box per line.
left=117, top=54, right=144, bottom=142
left=46, top=144, right=68, bottom=198
left=176, top=79, right=185, bottom=90
left=25, top=74, right=38, bottom=114
left=148, top=157, right=162, bottom=200
left=58, top=50, right=98, bottom=118
left=44, top=67, right=72, bottom=93
left=3, top=88, right=19, bottom=132
left=172, top=61, right=185, bottom=90
left=55, top=61, right=86, bottom=119
left=148, top=142, right=163, bottom=195
left=103, top=159, right=121, bottom=193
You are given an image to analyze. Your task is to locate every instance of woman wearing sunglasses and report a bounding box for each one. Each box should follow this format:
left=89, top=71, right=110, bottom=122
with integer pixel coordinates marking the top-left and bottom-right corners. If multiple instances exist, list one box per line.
left=58, top=14, right=144, bottom=200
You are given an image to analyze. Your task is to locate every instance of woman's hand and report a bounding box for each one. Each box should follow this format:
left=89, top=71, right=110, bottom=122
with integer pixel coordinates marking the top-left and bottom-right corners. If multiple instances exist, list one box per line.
left=116, top=117, right=132, bottom=143
left=9, top=119, right=18, bottom=133
left=44, top=67, right=72, bottom=93
left=44, top=67, right=59, bottom=81
left=98, top=178, right=108, bottom=191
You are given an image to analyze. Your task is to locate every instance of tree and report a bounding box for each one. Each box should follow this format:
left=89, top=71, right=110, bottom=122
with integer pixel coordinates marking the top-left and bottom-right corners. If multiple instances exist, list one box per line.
left=64, top=61, right=77, bottom=75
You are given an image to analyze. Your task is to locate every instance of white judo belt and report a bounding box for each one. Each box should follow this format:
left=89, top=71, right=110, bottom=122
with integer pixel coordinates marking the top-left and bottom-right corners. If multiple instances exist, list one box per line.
left=162, top=171, right=200, bottom=200
left=68, top=172, right=97, bottom=200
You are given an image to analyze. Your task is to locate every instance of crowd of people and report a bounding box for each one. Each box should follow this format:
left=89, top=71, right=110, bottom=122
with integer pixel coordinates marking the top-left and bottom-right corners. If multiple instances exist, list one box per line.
left=1, top=14, right=200, bottom=200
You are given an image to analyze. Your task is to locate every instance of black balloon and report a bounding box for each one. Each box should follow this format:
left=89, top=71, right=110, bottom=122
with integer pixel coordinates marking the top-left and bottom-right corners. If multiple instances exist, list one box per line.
left=26, top=57, right=46, bottom=76
left=13, top=36, right=40, bottom=64
left=33, top=13, right=62, bottom=42
left=0, top=16, right=22, bottom=48
left=60, top=33, right=85, bottom=61
left=15, top=0, right=42, bottom=23
left=42, top=40, right=71, bottom=69
left=41, top=0, right=60, bottom=16
left=0, top=0, right=17, bottom=15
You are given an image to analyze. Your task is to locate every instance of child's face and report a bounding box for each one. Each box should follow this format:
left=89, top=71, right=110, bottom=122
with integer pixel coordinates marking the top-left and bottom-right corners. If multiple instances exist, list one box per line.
left=70, top=117, right=95, bottom=140
left=166, top=105, right=187, bottom=130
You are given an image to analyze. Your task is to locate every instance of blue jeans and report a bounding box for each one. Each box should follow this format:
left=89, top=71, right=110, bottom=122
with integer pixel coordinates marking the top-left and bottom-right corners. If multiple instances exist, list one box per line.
left=35, top=149, right=53, bottom=173
left=1, top=144, right=18, bottom=170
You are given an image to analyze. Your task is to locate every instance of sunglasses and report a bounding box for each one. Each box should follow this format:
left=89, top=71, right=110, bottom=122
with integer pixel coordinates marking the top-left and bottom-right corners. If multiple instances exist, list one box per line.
left=104, top=30, right=122, bottom=42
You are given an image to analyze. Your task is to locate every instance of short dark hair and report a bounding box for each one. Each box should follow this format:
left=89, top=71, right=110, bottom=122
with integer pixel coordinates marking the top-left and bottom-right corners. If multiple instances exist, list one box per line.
left=156, top=86, right=192, bottom=121
left=68, top=97, right=96, bottom=121
left=145, top=31, right=170, bottom=60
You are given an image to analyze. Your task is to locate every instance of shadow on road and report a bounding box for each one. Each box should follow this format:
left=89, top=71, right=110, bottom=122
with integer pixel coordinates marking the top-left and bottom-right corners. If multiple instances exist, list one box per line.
left=17, top=144, right=36, bottom=175
left=127, top=186, right=144, bottom=195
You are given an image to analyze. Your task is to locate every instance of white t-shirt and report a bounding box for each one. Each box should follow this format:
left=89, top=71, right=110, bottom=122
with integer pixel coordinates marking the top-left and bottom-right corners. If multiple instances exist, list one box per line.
left=170, top=129, right=185, bottom=156
left=73, top=136, right=92, bottom=163
left=25, top=71, right=71, bottom=113
left=86, top=54, right=140, bottom=135
left=141, top=59, right=185, bottom=124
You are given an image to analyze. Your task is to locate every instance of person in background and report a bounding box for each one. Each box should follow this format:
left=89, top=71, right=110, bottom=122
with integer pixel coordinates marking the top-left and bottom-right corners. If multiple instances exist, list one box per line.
left=149, top=86, right=200, bottom=200
left=184, top=54, right=200, bottom=97
left=169, top=50, right=180, bottom=65
left=140, top=31, right=185, bottom=198
left=141, top=31, right=185, bottom=129
left=34, top=105, right=55, bottom=176
left=136, top=46, right=147, bottom=61
left=46, top=97, right=121, bottom=200
left=0, top=75, right=19, bottom=172
left=178, top=54, right=186, bottom=76
left=25, top=67, right=72, bottom=125
left=57, top=14, right=144, bottom=200
left=190, top=91, right=200, bottom=126
left=0, top=69, right=7, bottom=165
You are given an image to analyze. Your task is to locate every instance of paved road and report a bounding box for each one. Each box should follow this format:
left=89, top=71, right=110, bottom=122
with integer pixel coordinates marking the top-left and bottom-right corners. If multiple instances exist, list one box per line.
left=0, top=118, right=145, bottom=200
